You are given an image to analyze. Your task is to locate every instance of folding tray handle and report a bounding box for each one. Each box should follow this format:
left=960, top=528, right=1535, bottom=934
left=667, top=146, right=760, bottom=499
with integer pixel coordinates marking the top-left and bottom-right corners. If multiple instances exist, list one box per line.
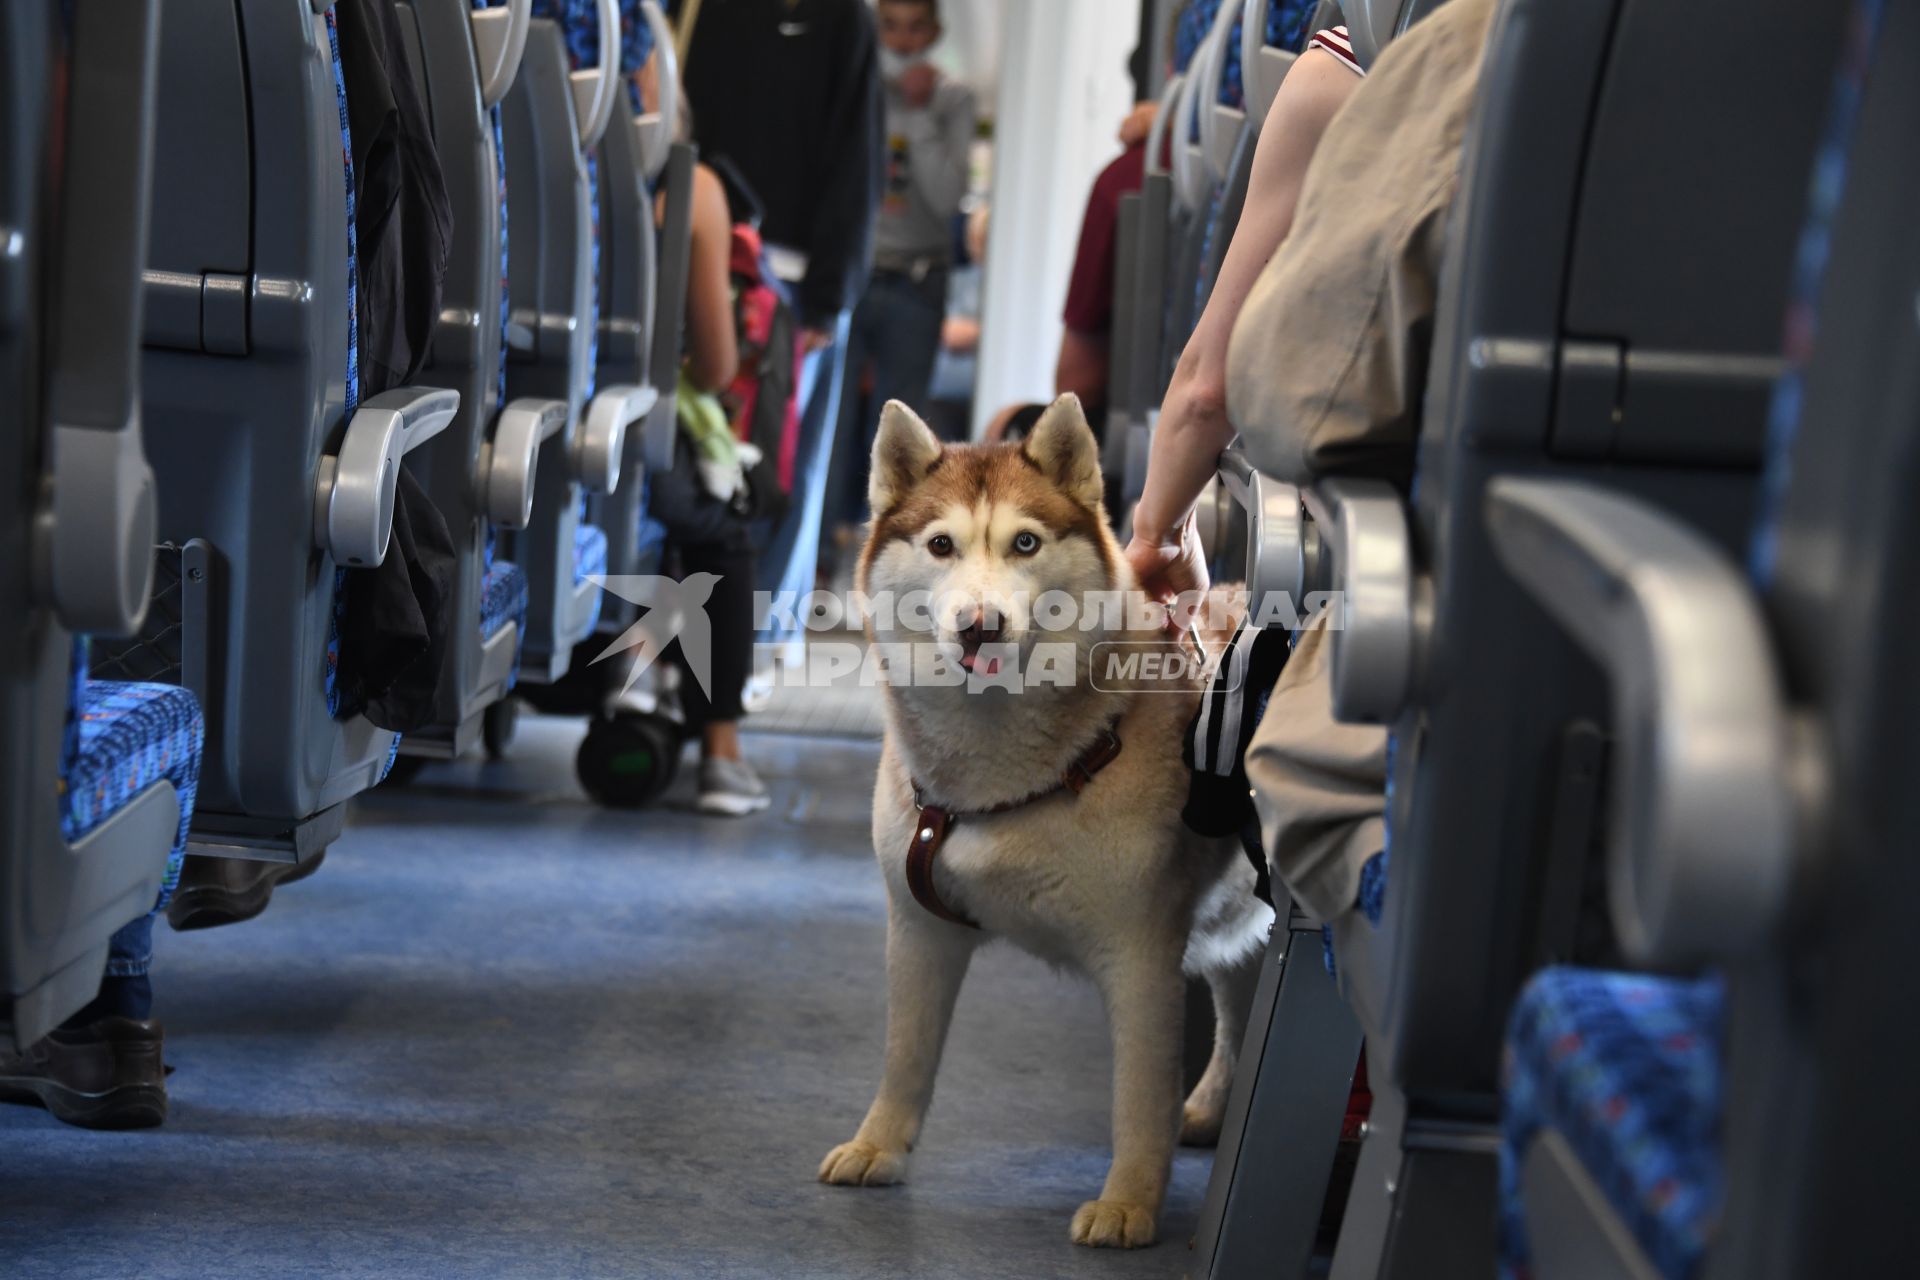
left=471, top=0, right=533, bottom=110
left=568, top=0, right=621, bottom=149
left=1240, top=0, right=1300, bottom=125
left=630, top=0, right=680, bottom=180
left=1197, top=0, right=1241, bottom=182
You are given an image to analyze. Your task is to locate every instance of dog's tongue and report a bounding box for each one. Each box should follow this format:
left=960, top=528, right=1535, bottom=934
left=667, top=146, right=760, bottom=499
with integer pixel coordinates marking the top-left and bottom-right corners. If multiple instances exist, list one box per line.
left=958, top=649, right=1002, bottom=676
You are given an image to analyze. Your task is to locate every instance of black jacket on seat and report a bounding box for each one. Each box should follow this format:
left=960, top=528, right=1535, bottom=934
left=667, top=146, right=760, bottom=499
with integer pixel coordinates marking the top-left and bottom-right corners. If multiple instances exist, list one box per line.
left=332, top=0, right=460, bottom=733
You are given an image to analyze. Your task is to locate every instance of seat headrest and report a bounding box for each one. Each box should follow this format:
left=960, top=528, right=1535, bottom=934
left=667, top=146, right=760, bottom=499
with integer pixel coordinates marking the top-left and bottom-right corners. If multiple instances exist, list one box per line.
left=1342, top=0, right=1398, bottom=68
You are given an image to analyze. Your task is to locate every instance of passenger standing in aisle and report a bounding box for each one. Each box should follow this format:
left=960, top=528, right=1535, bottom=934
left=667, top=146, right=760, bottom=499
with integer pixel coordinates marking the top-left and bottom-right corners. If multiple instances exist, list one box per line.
left=824, top=0, right=977, bottom=560
left=679, top=0, right=882, bottom=622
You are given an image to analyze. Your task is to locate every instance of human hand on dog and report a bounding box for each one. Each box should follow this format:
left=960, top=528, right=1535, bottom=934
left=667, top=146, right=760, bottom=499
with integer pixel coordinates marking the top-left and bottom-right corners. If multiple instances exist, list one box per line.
left=1125, top=514, right=1210, bottom=634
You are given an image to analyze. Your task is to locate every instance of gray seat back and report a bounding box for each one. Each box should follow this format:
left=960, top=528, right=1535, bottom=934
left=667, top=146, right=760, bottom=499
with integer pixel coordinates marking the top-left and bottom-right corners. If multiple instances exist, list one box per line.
left=1327, top=0, right=1845, bottom=1102
left=1707, top=15, right=1920, bottom=1274
left=2, top=0, right=183, bottom=1047
left=391, top=0, right=529, bottom=756
left=139, top=0, right=453, bottom=851
left=497, top=18, right=596, bottom=682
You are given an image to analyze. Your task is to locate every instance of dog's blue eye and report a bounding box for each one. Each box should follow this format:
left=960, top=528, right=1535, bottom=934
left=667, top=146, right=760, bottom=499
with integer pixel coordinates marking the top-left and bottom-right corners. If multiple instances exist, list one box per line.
left=927, top=534, right=954, bottom=557
left=1013, top=531, right=1041, bottom=555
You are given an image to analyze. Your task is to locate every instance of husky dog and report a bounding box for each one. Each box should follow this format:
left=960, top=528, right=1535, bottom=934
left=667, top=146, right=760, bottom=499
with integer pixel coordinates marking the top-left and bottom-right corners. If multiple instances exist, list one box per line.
left=819, top=395, right=1273, bottom=1248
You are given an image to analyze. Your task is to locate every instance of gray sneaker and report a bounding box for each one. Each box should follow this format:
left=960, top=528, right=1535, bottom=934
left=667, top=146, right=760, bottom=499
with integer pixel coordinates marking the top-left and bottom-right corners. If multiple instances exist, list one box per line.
left=697, top=756, right=771, bottom=817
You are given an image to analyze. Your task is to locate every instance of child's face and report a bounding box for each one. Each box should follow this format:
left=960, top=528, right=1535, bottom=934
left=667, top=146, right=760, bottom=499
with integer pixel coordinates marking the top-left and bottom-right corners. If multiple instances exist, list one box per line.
left=878, top=2, right=940, bottom=58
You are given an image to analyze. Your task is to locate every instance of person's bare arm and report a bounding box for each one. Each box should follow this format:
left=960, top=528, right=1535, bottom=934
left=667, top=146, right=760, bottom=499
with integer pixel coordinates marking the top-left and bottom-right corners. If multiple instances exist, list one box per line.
left=675, top=164, right=741, bottom=393
left=1055, top=328, right=1110, bottom=416
left=1125, top=49, right=1362, bottom=615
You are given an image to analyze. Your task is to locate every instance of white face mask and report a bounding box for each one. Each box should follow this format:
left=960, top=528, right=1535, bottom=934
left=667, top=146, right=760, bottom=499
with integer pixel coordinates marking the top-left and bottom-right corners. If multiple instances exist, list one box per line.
left=879, top=48, right=927, bottom=82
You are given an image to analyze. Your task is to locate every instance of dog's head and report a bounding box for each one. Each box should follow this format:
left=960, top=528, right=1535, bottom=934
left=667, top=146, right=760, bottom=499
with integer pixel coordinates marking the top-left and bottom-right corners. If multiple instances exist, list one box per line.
left=857, top=395, right=1128, bottom=679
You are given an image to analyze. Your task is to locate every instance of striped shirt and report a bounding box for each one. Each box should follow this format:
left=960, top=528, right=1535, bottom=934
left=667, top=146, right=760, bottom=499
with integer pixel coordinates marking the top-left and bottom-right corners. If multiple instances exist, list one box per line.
left=1308, top=25, right=1367, bottom=77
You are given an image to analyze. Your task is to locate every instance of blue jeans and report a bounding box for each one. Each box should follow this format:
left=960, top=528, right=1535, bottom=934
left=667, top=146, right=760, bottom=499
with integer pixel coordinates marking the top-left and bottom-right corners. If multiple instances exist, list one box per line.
left=105, top=914, right=155, bottom=979
left=826, top=269, right=951, bottom=536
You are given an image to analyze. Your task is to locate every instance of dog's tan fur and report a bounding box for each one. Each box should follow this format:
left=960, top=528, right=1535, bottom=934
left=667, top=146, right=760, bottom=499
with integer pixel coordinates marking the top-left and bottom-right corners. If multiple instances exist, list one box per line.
left=819, top=396, right=1273, bottom=1248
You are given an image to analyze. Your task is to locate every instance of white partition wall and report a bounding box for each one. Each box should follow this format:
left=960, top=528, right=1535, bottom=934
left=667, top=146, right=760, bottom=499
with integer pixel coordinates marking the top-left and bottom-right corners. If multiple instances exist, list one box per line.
left=972, top=0, right=1142, bottom=438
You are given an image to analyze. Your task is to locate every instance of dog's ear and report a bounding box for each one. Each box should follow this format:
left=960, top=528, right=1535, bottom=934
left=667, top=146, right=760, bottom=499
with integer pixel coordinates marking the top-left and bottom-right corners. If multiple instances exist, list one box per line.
left=870, top=400, right=944, bottom=514
left=1021, top=394, right=1103, bottom=509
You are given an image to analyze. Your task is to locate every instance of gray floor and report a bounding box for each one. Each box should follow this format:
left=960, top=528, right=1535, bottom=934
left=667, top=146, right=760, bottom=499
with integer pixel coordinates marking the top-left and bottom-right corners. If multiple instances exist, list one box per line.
left=0, top=718, right=1212, bottom=1279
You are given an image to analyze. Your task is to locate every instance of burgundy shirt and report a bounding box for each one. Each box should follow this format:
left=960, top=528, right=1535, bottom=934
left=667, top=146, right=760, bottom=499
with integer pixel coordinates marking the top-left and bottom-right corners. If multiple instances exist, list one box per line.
left=1062, top=141, right=1149, bottom=336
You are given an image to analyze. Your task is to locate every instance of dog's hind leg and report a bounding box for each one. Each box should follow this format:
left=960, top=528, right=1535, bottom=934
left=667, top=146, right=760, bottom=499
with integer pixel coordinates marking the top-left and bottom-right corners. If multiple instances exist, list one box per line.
left=1071, top=939, right=1187, bottom=1249
left=819, top=908, right=978, bottom=1188
left=1180, top=947, right=1264, bottom=1147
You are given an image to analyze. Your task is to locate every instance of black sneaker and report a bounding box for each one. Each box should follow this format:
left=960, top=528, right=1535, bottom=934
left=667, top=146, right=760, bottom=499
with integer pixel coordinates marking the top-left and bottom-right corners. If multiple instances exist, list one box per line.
left=166, top=850, right=325, bottom=931
left=0, top=1017, right=167, bottom=1129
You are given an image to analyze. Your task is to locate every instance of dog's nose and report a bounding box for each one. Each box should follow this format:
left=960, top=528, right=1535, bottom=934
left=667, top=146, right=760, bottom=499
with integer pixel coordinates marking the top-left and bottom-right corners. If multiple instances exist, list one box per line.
left=957, top=615, right=1003, bottom=649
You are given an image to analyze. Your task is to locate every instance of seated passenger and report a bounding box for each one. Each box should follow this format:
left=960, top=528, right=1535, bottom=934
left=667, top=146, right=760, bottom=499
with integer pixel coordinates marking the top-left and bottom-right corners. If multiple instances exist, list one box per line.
left=632, top=54, right=769, bottom=817
left=1128, top=0, right=1499, bottom=924
left=0, top=915, right=169, bottom=1130
left=1122, top=23, right=1365, bottom=597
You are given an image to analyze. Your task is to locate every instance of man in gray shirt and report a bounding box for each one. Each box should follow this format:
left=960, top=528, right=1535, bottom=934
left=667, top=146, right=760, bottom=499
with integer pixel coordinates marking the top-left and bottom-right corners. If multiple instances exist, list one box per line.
left=824, top=0, right=977, bottom=555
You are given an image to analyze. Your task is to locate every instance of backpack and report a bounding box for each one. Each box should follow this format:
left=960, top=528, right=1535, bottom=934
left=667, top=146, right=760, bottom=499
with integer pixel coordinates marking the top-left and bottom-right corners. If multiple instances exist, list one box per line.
left=721, top=220, right=801, bottom=525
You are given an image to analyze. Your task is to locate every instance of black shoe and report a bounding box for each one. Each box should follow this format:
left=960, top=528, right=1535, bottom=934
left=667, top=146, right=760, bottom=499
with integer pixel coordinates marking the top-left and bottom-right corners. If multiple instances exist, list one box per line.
left=0, top=1017, right=167, bottom=1129
left=165, top=850, right=326, bottom=931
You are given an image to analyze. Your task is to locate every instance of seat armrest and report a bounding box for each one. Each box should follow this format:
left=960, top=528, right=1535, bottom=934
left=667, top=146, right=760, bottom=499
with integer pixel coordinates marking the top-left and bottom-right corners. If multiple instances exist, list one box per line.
left=1484, top=476, right=1795, bottom=964
left=479, top=397, right=568, bottom=529
left=576, top=383, right=655, bottom=494
left=567, top=0, right=620, bottom=150
left=1216, top=448, right=1310, bottom=619
left=470, top=0, right=532, bottom=110
left=313, top=387, right=460, bottom=568
left=1302, top=478, right=1418, bottom=725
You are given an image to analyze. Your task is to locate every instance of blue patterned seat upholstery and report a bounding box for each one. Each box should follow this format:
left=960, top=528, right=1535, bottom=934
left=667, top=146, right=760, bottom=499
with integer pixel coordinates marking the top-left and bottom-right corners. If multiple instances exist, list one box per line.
left=1499, top=968, right=1726, bottom=1280
left=60, top=646, right=205, bottom=912
left=574, top=521, right=608, bottom=634
left=323, top=8, right=364, bottom=721
left=482, top=561, right=530, bottom=642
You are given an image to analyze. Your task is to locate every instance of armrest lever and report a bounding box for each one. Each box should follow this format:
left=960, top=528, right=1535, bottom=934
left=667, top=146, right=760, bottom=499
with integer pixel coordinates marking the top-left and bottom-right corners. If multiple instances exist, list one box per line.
left=313, top=387, right=460, bottom=568
left=1485, top=476, right=1795, bottom=963
left=1303, top=478, right=1417, bottom=725
left=577, top=384, right=655, bottom=494
left=480, top=397, right=568, bottom=529
left=1216, top=448, right=1308, bottom=618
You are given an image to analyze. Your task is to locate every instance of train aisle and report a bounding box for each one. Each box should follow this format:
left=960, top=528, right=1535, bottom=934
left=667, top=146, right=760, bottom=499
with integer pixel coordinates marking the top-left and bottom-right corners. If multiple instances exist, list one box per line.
left=0, top=717, right=1210, bottom=1279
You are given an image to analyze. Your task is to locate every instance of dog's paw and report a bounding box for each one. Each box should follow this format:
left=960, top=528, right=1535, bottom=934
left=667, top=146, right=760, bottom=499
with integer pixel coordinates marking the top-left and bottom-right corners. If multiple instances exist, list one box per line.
left=1070, top=1199, right=1158, bottom=1249
left=818, top=1140, right=908, bottom=1187
left=1180, top=1099, right=1225, bottom=1148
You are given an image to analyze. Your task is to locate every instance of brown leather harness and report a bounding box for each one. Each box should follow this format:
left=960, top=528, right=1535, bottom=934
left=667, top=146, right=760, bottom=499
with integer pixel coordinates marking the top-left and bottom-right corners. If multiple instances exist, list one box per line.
left=904, top=723, right=1125, bottom=930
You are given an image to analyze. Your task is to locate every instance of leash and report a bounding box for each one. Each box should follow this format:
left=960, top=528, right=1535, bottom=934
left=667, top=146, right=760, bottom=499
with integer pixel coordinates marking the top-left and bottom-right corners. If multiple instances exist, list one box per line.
left=904, top=721, right=1125, bottom=930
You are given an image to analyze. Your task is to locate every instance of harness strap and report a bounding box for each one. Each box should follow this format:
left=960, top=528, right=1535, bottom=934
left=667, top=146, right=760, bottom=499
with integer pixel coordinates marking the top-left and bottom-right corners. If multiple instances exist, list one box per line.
left=905, top=723, right=1124, bottom=930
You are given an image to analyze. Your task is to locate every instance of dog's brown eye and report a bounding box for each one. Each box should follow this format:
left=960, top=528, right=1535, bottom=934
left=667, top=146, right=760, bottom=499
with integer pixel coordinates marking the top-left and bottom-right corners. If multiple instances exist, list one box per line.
left=1013, top=531, right=1041, bottom=555
left=927, top=534, right=954, bottom=558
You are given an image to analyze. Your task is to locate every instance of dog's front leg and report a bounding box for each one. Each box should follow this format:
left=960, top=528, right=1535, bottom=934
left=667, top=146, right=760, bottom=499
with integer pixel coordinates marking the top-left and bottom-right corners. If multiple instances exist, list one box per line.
left=1072, top=941, right=1187, bottom=1248
left=819, top=908, right=977, bottom=1187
